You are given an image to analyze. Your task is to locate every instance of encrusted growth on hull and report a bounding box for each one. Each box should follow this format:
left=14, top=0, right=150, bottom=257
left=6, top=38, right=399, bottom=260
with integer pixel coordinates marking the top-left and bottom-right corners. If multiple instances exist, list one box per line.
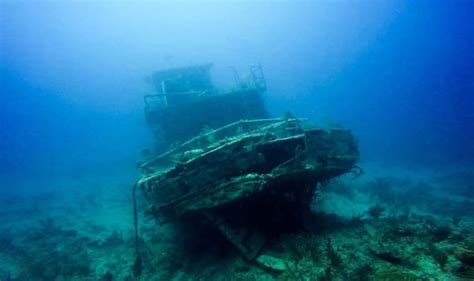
left=138, top=118, right=358, bottom=261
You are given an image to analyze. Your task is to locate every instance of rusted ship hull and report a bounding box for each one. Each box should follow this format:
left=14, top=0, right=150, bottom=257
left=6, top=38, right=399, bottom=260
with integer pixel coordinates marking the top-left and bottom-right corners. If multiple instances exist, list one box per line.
left=138, top=118, right=358, bottom=260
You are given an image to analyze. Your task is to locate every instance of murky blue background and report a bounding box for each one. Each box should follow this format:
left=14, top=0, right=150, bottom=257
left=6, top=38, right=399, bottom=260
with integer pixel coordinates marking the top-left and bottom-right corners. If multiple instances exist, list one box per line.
left=1, top=1, right=473, bottom=186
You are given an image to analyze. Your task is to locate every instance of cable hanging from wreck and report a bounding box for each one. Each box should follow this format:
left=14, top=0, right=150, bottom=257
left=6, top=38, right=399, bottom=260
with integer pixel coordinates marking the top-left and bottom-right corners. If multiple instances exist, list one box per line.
left=132, top=180, right=142, bottom=277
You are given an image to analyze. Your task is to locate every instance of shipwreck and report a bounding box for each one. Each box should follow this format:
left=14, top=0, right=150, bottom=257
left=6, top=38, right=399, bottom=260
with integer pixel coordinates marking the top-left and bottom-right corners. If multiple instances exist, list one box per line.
left=135, top=63, right=359, bottom=269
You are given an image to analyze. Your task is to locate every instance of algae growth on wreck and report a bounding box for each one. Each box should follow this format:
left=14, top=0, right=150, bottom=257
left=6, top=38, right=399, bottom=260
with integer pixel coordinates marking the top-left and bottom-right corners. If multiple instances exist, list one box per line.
left=1, top=1, right=473, bottom=281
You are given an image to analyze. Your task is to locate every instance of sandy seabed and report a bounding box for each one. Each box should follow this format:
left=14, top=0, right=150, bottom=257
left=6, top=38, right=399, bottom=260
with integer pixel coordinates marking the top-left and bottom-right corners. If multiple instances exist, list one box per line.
left=1, top=163, right=473, bottom=280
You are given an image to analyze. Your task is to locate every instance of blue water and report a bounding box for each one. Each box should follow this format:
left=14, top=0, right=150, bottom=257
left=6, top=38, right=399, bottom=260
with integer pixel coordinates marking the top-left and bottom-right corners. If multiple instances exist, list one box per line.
left=1, top=1, right=473, bottom=280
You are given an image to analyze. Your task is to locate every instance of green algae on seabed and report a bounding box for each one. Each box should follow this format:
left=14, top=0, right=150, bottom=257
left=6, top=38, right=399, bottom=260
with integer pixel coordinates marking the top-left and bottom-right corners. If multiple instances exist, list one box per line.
left=371, top=269, right=431, bottom=281
left=1, top=170, right=474, bottom=280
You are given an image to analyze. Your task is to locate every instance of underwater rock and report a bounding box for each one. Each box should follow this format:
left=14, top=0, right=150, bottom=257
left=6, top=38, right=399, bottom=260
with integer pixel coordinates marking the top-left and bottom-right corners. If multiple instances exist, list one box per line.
left=325, top=237, right=342, bottom=267
left=455, top=265, right=474, bottom=279
left=132, top=255, right=143, bottom=278
left=100, top=231, right=124, bottom=248
left=371, top=269, right=429, bottom=281
left=233, top=258, right=251, bottom=273
left=17, top=248, right=92, bottom=280
left=369, top=248, right=404, bottom=265
left=429, top=225, right=452, bottom=242
left=428, top=244, right=448, bottom=270
left=102, top=271, right=113, bottom=281
left=353, top=263, right=374, bottom=281
left=455, top=248, right=474, bottom=266
left=255, top=255, right=287, bottom=271
left=367, top=204, right=386, bottom=219
left=391, top=224, right=416, bottom=237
